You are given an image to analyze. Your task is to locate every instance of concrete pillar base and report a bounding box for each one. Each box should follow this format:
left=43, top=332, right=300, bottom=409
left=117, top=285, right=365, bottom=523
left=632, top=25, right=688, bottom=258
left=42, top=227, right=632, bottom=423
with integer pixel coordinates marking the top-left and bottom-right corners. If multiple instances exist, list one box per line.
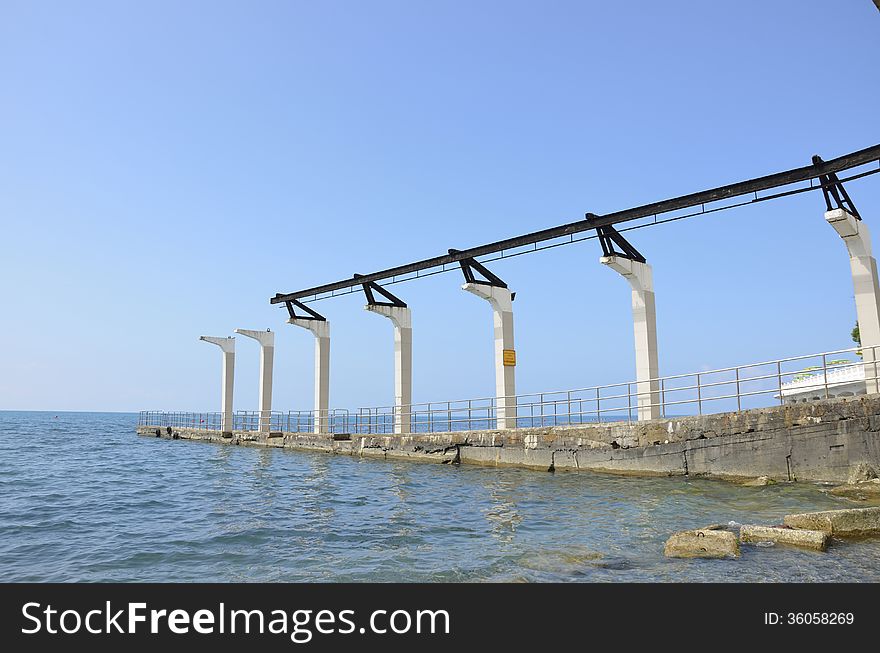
left=462, top=282, right=517, bottom=430
left=235, top=329, right=275, bottom=432
left=365, top=305, right=413, bottom=434
left=826, top=209, right=880, bottom=394
left=289, top=318, right=331, bottom=433
left=600, top=255, right=661, bottom=421
left=199, top=336, right=235, bottom=432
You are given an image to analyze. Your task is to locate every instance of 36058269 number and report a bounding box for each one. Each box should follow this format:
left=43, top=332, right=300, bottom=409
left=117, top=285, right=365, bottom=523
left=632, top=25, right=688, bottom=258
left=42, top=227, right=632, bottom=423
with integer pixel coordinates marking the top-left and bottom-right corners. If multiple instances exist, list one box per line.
left=786, top=613, right=854, bottom=625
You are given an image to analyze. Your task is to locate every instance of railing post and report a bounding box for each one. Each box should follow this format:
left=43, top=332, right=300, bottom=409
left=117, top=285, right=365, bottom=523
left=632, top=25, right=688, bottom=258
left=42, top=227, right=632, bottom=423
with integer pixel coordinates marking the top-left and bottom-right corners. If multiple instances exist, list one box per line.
left=696, top=373, right=702, bottom=415
left=539, top=393, right=545, bottom=427
left=875, top=345, right=879, bottom=395
left=627, top=383, right=633, bottom=423
left=823, top=353, right=830, bottom=399
left=776, top=362, right=783, bottom=406
left=735, top=367, right=741, bottom=412
left=567, top=390, right=572, bottom=425
left=660, top=378, right=666, bottom=418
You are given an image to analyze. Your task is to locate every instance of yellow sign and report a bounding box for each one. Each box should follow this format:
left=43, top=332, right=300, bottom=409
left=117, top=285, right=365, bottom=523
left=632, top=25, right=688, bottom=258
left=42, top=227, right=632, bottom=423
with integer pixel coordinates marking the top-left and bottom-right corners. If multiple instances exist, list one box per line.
left=503, top=349, right=516, bottom=367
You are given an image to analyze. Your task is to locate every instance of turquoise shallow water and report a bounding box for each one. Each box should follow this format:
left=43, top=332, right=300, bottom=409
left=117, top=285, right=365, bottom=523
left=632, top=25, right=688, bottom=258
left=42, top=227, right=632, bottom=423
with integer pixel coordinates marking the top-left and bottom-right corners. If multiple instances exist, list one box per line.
left=1, top=411, right=879, bottom=582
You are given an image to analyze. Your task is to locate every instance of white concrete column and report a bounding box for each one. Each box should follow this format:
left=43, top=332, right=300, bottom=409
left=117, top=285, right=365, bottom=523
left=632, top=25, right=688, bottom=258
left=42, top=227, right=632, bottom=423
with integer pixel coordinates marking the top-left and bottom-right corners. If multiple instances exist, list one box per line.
left=288, top=318, right=331, bottom=433
left=462, top=283, right=517, bottom=429
left=199, top=336, right=235, bottom=432
left=826, top=208, right=880, bottom=394
left=600, top=255, right=660, bottom=420
left=365, top=305, right=412, bottom=434
left=234, top=329, right=275, bottom=432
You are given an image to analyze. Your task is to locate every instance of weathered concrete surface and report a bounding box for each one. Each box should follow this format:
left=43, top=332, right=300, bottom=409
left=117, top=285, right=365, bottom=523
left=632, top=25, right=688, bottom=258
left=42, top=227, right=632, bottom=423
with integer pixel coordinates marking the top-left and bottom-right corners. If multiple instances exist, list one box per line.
left=739, top=525, right=829, bottom=551
left=664, top=527, right=740, bottom=559
left=847, top=462, right=878, bottom=483
left=137, top=394, right=880, bottom=483
left=783, top=507, right=880, bottom=536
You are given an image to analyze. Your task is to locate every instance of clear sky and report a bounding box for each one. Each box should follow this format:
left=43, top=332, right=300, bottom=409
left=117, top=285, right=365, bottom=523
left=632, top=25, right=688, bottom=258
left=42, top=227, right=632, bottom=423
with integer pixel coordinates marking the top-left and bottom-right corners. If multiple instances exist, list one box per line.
left=1, top=0, right=878, bottom=412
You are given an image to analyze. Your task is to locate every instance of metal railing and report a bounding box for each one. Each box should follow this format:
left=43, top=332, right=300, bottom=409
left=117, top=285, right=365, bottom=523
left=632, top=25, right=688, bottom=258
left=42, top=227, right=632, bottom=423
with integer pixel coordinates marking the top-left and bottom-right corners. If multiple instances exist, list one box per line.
left=139, top=346, right=879, bottom=435
left=137, top=409, right=352, bottom=434
left=138, top=411, right=227, bottom=431
left=346, top=346, right=878, bottom=433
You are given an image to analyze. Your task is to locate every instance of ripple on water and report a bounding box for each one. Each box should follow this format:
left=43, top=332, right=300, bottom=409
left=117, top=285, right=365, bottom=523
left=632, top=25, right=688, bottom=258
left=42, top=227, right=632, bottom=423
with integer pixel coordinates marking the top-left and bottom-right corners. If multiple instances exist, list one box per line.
left=1, top=411, right=880, bottom=582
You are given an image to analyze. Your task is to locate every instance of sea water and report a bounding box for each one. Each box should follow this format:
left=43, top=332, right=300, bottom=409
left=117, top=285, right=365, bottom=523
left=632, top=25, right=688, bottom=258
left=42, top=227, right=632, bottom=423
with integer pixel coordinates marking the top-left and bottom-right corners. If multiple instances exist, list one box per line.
left=2, top=411, right=879, bottom=582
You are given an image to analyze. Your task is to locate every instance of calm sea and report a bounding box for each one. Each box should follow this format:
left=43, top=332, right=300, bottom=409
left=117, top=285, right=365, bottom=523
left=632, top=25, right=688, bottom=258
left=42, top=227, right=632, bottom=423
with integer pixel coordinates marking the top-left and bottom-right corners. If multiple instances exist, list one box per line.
left=1, top=411, right=879, bottom=582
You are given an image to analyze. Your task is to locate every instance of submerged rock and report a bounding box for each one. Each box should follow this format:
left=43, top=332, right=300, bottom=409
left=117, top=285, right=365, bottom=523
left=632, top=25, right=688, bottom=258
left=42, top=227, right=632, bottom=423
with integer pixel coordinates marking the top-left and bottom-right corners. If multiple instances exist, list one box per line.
left=519, top=548, right=606, bottom=575
left=783, top=506, right=880, bottom=536
left=740, top=525, right=828, bottom=551
left=829, top=479, right=880, bottom=502
left=664, top=528, right=740, bottom=559
left=742, top=476, right=777, bottom=487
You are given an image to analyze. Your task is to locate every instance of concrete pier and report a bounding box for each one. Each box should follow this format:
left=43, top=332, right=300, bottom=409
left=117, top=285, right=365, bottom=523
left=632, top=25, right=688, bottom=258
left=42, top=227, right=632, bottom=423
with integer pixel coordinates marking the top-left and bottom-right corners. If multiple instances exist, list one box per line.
left=365, top=305, right=412, bottom=434
left=601, top=255, right=660, bottom=421
left=462, top=282, right=517, bottom=430
left=826, top=208, right=880, bottom=394
left=288, top=317, right=331, bottom=434
left=138, top=390, right=880, bottom=485
left=234, top=329, right=275, bottom=432
left=198, top=336, right=235, bottom=432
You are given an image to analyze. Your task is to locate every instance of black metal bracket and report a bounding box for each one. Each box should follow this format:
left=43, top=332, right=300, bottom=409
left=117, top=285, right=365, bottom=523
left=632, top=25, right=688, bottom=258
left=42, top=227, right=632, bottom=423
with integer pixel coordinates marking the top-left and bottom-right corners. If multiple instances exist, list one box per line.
left=812, top=155, right=861, bottom=220
left=594, top=222, right=647, bottom=264
left=354, top=274, right=407, bottom=308
left=449, top=249, right=508, bottom=288
left=284, top=299, right=326, bottom=321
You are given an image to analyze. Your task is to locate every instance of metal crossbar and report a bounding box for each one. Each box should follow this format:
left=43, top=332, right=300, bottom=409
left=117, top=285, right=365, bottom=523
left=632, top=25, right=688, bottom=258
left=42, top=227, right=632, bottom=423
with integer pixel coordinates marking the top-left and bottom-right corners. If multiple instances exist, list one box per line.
left=271, top=145, right=880, bottom=304
left=139, top=346, right=878, bottom=435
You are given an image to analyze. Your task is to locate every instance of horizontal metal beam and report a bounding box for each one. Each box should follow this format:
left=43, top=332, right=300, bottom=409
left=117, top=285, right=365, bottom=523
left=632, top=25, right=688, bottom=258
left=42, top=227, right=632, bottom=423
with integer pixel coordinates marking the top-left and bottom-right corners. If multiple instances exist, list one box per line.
left=271, top=144, right=880, bottom=304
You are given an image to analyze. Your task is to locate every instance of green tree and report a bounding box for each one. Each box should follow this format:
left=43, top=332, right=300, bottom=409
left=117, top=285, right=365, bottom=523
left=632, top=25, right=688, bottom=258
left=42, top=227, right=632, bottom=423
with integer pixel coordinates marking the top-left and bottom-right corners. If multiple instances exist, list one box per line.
left=852, top=321, right=862, bottom=358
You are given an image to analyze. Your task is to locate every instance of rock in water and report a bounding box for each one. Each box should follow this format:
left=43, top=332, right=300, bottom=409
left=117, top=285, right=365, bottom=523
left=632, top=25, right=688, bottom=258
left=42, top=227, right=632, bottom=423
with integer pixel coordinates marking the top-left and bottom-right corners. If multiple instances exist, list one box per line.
left=742, top=476, right=776, bottom=487
left=783, top=507, right=880, bottom=536
left=829, top=479, right=880, bottom=502
left=739, top=525, right=828, bottom=551
left=664, top=528, right=740, bottom=559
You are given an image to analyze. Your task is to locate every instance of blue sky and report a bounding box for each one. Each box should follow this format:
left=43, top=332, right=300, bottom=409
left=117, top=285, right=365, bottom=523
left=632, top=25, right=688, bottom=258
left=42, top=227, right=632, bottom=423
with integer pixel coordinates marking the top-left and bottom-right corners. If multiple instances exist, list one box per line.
left=1, top=0, right=878, bottom=412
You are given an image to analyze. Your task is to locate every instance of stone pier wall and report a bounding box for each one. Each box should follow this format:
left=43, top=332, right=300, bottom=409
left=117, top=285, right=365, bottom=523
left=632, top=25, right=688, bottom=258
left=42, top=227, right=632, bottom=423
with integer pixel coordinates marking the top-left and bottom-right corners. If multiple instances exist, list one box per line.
left=136, top=394, right=880, bottom=483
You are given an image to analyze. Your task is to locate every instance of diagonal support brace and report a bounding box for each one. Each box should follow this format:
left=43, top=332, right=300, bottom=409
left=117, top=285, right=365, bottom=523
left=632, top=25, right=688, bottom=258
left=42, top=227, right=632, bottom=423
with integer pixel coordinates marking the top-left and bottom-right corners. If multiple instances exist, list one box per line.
left=595, top=223, right=646, bottom=263
left=449, top=249, right=508, bottom=289
left=285, top=299, right=327, bottom=321
left=813, top=155, right=861, bottom=220
left=354, top=274, right=407, bottom=308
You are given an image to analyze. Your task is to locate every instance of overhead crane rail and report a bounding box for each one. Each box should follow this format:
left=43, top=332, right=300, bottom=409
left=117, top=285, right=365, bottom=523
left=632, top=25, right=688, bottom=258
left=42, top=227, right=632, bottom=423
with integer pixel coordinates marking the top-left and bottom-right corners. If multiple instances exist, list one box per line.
left=272, top=144, right=880, bottom=307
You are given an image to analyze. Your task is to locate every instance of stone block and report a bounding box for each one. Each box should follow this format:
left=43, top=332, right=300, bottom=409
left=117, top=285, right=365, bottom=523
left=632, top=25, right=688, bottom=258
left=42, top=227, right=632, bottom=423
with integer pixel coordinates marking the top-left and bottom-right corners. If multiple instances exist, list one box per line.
left=783, top=507, right=880, bottom=536
left=739, top=525, right=828, bottom=551
left=664, top=528, right=740, bottom=559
